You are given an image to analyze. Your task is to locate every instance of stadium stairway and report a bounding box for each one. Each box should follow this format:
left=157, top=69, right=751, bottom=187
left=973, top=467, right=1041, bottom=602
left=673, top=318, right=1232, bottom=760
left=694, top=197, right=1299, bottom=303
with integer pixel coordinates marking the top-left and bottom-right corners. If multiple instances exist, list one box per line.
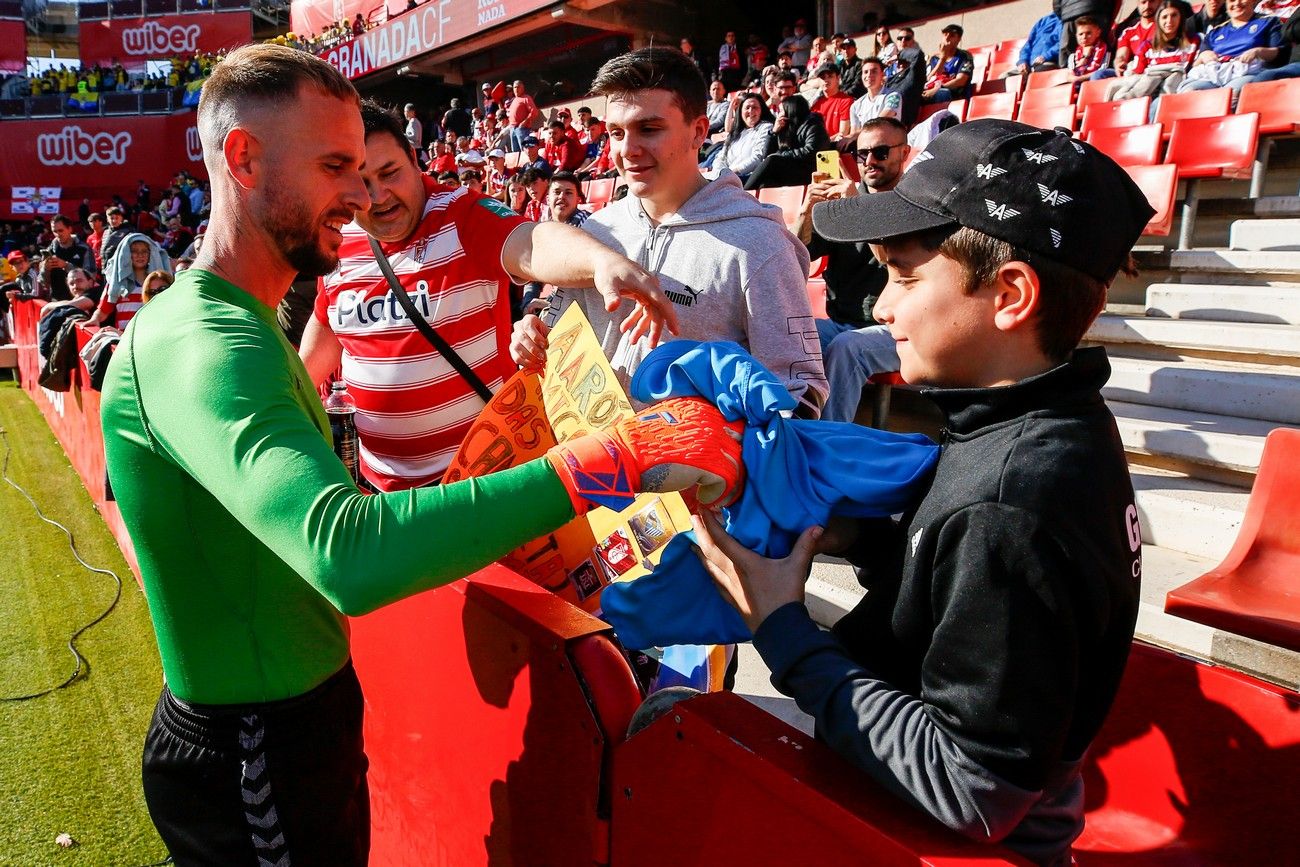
left=798, top=142, right=1300, bottom=696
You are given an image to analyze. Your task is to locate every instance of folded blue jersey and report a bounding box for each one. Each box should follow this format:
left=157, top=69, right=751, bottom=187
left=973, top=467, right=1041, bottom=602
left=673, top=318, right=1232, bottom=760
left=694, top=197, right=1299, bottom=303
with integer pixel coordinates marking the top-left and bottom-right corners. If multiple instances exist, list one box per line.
left=600, top=341, right=940, bottom=649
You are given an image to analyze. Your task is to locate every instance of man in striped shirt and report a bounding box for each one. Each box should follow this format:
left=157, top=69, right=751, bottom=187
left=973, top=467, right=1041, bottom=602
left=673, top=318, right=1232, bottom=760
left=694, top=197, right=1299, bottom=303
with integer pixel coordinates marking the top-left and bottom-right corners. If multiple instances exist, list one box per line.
left=300, top=100, right=674, bottom=492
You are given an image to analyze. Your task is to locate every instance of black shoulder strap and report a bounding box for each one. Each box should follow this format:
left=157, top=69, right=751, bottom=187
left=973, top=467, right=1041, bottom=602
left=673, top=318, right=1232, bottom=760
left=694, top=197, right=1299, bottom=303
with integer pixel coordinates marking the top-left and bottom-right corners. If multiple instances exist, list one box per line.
left=367, top=235, right=493, bottom=404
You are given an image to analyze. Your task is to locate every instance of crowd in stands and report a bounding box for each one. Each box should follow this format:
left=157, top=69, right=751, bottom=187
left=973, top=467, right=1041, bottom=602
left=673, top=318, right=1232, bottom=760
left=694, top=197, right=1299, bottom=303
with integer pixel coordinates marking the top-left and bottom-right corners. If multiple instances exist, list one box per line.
left=0, top=171, right=209, bottom=342
left=5, top=54, right=220, bottom=102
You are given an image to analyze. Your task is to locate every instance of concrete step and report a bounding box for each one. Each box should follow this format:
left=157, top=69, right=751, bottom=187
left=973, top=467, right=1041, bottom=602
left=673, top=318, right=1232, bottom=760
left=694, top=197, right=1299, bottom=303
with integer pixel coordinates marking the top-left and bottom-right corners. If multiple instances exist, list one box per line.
left=1230, top=219, right=1300, bottom=252
left=802, top=543, right=1300, bottom=691
left=1128, top=464, right=1248, bottom=561
left=1109, top=400, right=1292, bottom=475
left=1199, top=195, right=1300, bottom=218
left=1167, top=249, right=1300, bottom=277
left=1088, top=313, right=1300, bottom=358
left=1145, top=282, right=1300, bottom=326
left=1103, top=354, right=1300, bottom=426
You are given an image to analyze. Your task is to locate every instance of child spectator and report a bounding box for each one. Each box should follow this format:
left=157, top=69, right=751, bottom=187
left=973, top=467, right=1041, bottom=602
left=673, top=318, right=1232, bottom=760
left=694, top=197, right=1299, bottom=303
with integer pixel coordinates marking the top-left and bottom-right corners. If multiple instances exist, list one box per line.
left=1067, top=17, right=1113, bottom=83
left=697, top=119, right=1153, bottom=867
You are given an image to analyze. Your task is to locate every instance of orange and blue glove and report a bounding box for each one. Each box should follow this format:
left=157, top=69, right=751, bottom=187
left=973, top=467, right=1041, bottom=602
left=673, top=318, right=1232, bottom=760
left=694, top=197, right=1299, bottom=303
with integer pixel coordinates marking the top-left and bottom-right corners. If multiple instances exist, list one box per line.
left=546, top=397, right=745, bottom=515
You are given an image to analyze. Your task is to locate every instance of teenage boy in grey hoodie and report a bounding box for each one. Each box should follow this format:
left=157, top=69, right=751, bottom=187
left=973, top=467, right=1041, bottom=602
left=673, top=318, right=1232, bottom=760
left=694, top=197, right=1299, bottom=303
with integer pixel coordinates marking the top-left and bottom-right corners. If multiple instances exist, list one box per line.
left=511, top=47, right=828, bottom=417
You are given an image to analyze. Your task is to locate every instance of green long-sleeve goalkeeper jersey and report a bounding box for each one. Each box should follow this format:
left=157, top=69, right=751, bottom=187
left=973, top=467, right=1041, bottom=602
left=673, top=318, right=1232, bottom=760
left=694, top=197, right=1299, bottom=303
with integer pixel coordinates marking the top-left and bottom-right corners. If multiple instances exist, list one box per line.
left=102, top=269, right=572, bottom=705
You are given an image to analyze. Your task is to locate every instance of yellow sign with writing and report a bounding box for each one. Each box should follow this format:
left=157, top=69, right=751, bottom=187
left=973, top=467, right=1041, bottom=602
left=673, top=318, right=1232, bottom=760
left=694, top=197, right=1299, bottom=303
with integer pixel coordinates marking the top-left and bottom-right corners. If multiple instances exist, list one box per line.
left=446, top=305, right=693, bottom=613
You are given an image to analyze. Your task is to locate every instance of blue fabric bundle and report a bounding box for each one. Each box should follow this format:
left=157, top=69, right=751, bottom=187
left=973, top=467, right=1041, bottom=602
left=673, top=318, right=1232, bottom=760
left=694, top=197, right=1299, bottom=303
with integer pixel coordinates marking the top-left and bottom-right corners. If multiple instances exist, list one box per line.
left=600, top=341, right=940, bottom=649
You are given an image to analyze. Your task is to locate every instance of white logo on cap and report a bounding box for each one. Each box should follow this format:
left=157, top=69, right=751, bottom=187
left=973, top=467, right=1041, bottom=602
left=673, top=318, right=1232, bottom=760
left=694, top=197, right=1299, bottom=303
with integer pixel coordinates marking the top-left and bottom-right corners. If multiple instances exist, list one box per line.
left=1070, top=140, right=1086, bottom=155
left=1050, top=228, right=1062, bottom=248
left=985, top=199, right=1021, bottom=221
left=1022, top=148, right=1058, bottom=164
left=1037, top=183, right=1073, bottom=206
left=911, top=527, right=923, bottom=557
left=913, top=151, right=935, bottom=164
left=976, top=163, right=1007, bottom=179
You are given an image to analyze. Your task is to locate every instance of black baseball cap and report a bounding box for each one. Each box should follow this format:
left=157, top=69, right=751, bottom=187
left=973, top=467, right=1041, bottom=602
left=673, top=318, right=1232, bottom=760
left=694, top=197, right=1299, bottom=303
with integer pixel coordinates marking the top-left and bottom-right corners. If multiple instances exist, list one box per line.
left=812, top=119, right=1155, bottom=283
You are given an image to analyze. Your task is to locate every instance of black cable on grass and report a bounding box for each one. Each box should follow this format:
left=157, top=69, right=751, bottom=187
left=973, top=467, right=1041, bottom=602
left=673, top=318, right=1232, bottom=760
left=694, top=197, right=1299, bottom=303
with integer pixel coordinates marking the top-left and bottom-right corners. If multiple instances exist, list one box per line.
left=0, top=426, right=123, bottom=702
left=0, top=424, right=173, bottom=866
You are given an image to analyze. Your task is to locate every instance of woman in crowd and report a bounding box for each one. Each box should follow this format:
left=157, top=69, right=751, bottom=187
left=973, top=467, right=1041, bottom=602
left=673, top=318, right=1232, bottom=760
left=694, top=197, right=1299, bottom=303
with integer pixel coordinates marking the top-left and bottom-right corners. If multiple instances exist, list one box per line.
left=744, top=94, right=829, bottom=190
left=89, top=235, right=170, bottom=331
left=874, top=27, right=900, bottom=71
left=1176, top=0, right=1284, bottom=96
left=1109, top=0, right=1201, bottom=98
left=709, top=93, right=774, bottom=184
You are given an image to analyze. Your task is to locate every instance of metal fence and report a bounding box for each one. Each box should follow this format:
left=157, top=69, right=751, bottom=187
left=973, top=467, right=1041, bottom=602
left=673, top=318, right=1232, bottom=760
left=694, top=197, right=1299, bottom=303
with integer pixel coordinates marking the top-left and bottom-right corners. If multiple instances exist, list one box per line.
left=77, top=0, right=251, bottom=20
left=0, top=88, right=187, bottom=119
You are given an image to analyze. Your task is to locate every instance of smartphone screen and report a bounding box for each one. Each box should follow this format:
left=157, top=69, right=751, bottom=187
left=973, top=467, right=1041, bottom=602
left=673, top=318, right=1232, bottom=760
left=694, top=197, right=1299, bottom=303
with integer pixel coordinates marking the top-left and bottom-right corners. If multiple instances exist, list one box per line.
left=815, top=150, right=842, bottom=180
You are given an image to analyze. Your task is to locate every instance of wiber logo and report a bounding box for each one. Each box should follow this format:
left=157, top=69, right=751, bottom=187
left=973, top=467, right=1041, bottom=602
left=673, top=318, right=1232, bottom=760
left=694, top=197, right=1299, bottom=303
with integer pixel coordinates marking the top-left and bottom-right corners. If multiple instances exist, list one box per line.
left=186, top=126, right=203, bottom=162
left=122, top=21, right=201, bottom=56
left=37, top=126, right=133, bottom=166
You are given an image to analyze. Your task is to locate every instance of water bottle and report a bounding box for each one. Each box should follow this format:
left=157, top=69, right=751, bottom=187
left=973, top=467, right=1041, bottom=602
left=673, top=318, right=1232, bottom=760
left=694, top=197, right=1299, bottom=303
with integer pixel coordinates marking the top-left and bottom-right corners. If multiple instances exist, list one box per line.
left=324, top=381, right=360, bottom=484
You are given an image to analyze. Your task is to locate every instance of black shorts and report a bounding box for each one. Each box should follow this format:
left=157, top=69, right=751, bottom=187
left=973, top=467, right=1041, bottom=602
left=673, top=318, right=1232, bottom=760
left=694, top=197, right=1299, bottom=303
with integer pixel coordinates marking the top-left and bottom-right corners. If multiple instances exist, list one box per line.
left=142, top=662, right=369, bottom=867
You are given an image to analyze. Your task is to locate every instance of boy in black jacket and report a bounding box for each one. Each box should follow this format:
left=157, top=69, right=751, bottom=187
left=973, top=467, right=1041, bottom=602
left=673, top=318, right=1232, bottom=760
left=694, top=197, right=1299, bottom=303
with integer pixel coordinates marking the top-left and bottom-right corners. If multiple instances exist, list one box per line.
left=694, top=119, right=1154, bottom=866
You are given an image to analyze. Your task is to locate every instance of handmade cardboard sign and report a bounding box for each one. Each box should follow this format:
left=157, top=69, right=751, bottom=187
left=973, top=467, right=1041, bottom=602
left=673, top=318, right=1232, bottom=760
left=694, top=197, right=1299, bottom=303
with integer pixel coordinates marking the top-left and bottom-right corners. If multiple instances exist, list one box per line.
left=445, top=305, right=694, bottom=614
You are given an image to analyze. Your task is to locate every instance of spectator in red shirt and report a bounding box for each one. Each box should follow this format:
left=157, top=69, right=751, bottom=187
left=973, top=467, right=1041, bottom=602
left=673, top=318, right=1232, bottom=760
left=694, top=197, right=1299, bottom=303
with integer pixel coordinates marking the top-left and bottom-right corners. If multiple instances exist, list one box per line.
left=427, top=140, right=457, bottom=175
left=86, top=212, right=106, bottom=269
left=519, top=167, right=550, bottom=221
left=505, top=79, right=538, bottom=152
left=1110, top=0, right=1160, bottom=76
left=811, top=63, right=856, bottom=141
left=544, top=120, right=585, bottom=172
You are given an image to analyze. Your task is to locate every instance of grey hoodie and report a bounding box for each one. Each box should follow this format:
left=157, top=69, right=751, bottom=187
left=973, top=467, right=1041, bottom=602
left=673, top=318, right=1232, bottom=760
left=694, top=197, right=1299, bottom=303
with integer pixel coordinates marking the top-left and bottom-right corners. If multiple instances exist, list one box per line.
left=545, top=171, right=827, bottom=414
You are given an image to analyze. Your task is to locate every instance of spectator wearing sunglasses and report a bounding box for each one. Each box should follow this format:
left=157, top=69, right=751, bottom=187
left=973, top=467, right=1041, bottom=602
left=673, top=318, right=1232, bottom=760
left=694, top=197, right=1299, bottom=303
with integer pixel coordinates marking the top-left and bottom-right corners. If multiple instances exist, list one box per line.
left=792, top=117, right=910, bottom=422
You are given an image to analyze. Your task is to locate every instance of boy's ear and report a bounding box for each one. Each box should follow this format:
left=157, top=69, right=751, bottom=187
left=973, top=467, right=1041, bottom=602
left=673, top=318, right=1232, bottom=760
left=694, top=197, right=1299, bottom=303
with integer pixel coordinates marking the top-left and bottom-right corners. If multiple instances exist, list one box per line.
left=990, top=260, right=1041, bottom=334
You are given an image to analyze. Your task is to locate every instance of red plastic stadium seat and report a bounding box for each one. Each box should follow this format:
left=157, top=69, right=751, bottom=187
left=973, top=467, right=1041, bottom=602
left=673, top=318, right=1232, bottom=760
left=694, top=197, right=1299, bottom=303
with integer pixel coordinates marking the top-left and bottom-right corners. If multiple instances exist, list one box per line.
left=839, top=151, right=861, bottom=183
left=975, top=73, right=1024, bottom=96
left=756, top=185, right=805, bottom=230
left=1074, top=78, right=1114, bottom=119
left=966, top=91, right=1018, bottom=121
left=991, top=43, right=1023, bottom=65
left=1087, top=122, right=1163, bottom=166
left=1025, top=68, right=1073, bottom=89
left=1019, top=85, right=1074, bottom=112
left=1165, top=113, right=1260, bottom=180
left=1017, top=103, right=1077, bottom=131
left=1153, top=87, right=1232, bottom=138
left=916, top=99, right=966, bottom=124
left=1124, top=163, right=1178, bottom=235
left=1165, top=112, right=1260, bottom=247
left=1166, top=428, right=1300, bottom=652
left=586, top=178, right=616, bottom=210
left=1079, top=96, right=1151, bottom=137
left=998, top=37, right=1027, bottom=53
left=967, top=43, right=996, bottom=59
left=806, top=277, right=828, bottom=320
left=1236, top=77, right=1300, bottom=135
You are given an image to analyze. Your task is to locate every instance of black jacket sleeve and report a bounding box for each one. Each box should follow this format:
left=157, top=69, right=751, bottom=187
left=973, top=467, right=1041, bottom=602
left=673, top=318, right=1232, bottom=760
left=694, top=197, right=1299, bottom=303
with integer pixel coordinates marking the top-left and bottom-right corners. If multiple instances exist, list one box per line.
left=775, top=115, right=831, bottom=161
left=752, top=503, right=1086, bottom=843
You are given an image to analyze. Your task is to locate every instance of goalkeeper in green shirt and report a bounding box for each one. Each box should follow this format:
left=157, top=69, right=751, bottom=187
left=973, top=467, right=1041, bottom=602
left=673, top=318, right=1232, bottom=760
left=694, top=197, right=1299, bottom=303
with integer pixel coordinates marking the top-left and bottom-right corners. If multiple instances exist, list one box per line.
left=102, top=44, right=741, bottom=867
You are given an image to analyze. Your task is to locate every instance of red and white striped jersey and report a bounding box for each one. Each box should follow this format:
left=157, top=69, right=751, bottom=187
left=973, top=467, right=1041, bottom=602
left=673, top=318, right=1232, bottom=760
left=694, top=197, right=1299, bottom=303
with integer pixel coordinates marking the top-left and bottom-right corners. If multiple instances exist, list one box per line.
left=97, top=281, right=144, bottom=329
left=315, top=178, right=525, bottom=491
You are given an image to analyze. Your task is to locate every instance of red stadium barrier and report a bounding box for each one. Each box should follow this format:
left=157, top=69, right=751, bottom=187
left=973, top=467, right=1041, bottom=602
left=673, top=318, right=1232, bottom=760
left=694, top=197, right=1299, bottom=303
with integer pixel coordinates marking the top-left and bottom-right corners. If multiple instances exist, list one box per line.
left=10, top=292, right=1300, bottom=867
left=0, top=114, right=207, bottom=220
left=9, top=300, right=139, bottom=576
left=78, top=11, right=251, bottom=70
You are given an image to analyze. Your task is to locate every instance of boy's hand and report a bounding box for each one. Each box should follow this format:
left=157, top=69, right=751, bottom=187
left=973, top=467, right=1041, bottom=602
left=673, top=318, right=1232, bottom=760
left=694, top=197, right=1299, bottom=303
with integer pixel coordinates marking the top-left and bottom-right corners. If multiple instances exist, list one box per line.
left=510, top=314, right=549, bottom=370
left=692, top=509, right=822, bottom=633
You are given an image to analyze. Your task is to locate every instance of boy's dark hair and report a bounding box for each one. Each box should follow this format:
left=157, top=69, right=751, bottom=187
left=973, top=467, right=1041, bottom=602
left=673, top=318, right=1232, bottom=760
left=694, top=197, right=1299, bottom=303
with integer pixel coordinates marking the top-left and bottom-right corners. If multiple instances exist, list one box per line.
left=548, top=119, right=567, bottom=130
left=942, top=23, right=964, bottom=37
left=52, top=214, right=71, bottom=228
left=589, top=47, right=707, bottom=124
left=360, top=98, right=413, bottom=159
left=1075, top=15, right=1101, bottom=29
left=106, top=205, right=124, bottom=217
left=861, top=116, right=908, bottom=137
left=861, top=55, right=885, bottom=69
left=549, top=171, right=584, bottom=201
left=436, top=171, right=459, bottom=183
left=911, top=225, right=1123, bottom=362
left=777, top=70, right=799, bottom=85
